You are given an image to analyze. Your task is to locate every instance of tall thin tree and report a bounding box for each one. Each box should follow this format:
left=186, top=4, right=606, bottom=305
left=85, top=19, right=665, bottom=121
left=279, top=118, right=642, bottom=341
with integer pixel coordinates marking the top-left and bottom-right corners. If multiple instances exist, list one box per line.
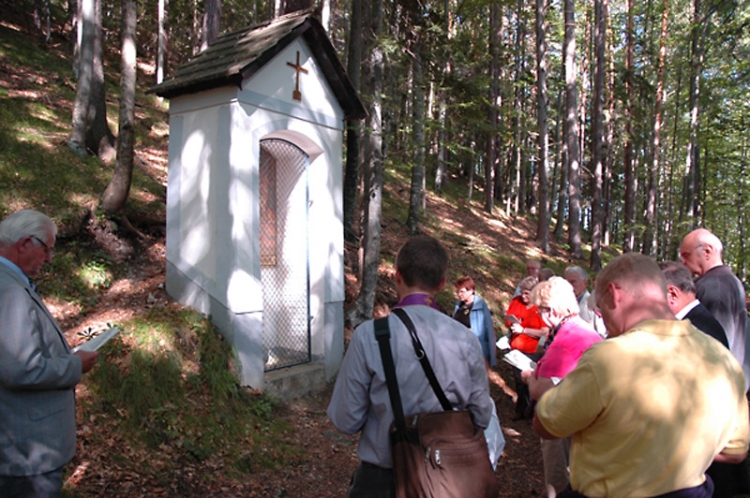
left=535, top=0, right=551, bottom=252
left=202, top=0, right=221, bottom=49
left=590, top=0, right=607, bottom=269
left=101, top=0, right=138, bottom=218
left=643, top=0, right=670, bottom=256
left=486, top=1, right=501, bottom=213
left=406, top=9, right=426, bottom=235
left=157, top=0, right=168, bottom=84
left=350, top=0, right=384, bottom=327
left=565, top=0, right=583, bottom=258
left=623, top=0, right=636, bottom=252
left=342, top=0, right=362, bottom=243
left=69, top=0, right=95, bottom=156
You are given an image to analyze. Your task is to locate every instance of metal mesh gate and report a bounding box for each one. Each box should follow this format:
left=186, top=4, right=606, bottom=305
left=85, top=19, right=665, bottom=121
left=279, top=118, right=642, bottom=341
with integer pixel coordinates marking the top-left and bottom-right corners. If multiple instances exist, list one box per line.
left=259, top=138, right=311, bottom=371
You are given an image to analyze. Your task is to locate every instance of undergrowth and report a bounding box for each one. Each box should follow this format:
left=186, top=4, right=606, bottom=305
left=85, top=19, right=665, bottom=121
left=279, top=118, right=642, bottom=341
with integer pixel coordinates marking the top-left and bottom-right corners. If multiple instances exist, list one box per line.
left=81, top=309, right=291, bottom=478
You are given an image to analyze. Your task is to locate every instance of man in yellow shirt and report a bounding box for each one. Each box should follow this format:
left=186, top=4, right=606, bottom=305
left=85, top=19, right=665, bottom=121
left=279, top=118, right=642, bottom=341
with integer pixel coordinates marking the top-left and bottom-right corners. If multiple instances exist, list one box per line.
left=533, top=253, right=749, bottom=498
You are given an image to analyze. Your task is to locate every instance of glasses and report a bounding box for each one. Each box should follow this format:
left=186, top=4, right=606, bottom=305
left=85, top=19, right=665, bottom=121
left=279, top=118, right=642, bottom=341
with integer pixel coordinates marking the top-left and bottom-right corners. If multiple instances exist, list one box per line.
left=31, top=236, right=53, bottom=257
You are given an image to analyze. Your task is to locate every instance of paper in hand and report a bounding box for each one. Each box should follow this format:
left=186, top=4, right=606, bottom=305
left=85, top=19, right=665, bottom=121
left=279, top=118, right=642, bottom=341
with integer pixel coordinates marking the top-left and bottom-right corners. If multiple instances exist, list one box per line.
left=73, top=327, right=120, bottom=352
left=496, top=335, right=510, bottom=350
left=502, top=349, right=537, bottom=371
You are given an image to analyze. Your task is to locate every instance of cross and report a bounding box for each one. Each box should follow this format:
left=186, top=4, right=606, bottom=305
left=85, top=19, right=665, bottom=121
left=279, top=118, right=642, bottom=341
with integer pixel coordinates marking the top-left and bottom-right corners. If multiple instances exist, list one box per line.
left=286, top=51, right=308, bottom=101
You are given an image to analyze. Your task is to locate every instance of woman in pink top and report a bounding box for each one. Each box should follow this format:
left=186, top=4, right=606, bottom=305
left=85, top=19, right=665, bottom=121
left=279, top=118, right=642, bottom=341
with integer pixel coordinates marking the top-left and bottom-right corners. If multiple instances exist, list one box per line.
left=521, top=277, right=602, bottom=497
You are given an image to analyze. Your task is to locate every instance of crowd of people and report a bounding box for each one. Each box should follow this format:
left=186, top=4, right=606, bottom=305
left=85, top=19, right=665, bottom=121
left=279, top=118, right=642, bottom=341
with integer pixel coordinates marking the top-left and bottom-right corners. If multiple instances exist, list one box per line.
left=2, top=205, right=748, bottom=498
left=329, top=230, right=750, bottom=498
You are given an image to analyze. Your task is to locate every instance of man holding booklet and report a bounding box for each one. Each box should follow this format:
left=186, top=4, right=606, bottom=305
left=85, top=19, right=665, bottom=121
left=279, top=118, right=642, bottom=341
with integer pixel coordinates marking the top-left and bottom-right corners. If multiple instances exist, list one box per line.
left=0, top=209, right=99, bottom=496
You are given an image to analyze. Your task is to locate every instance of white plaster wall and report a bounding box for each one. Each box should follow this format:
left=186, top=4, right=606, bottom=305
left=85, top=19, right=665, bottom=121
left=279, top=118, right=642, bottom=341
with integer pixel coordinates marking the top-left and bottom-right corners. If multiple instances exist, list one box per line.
left=165, top=37, right=347, bottom=386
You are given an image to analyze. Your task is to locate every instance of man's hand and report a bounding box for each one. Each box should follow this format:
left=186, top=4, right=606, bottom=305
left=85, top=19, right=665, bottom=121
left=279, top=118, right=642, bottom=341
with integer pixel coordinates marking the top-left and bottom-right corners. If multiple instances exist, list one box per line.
left=75, top=350, right=99, bottom=374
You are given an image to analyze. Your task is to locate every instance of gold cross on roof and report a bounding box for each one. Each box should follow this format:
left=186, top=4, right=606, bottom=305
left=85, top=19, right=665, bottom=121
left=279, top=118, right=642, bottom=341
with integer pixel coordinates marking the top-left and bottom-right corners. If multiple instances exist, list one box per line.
left=286, top=51, right=308, bottom=101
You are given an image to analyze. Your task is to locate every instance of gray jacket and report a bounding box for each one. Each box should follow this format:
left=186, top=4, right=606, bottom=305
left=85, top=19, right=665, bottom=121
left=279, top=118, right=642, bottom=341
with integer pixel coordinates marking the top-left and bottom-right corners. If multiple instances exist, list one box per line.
left=0, top=263, right=82, bottom=476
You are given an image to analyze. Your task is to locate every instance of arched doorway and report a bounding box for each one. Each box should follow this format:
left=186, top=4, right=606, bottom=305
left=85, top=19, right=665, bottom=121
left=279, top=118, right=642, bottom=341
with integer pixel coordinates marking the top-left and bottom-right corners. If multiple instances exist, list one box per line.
left=259, top=138, right=310, bottom=371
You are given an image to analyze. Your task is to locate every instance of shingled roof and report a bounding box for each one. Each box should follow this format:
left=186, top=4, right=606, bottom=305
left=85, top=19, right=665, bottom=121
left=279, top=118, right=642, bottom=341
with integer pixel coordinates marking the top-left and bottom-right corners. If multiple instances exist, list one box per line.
left=149, top=10, right=366, bottom=120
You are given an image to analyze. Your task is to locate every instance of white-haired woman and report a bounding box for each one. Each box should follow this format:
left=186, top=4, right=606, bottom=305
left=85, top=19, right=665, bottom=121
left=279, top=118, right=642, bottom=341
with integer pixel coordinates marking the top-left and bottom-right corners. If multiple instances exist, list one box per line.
left=521, top=277, right=602, bottom=497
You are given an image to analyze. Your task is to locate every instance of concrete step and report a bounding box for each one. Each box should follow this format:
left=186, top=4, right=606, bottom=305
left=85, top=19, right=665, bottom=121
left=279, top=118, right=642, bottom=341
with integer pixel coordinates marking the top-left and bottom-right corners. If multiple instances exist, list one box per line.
left=264, top=362, right=327, bottom=402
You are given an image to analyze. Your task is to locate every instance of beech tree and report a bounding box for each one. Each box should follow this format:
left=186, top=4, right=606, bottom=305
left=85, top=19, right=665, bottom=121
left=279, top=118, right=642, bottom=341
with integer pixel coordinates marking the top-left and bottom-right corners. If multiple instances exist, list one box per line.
left=534, top=0, right=550, bottom=253
left=100, top=0, right=137, bottom=218
left=350, top=0, right=384, bottom=327
left=69, top=0, right=115, bottom=161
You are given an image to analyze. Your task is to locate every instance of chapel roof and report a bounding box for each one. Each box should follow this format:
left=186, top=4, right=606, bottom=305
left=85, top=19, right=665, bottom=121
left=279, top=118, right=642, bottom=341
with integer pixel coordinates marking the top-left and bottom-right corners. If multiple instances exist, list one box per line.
left=149, top=10, right=366, bottom=120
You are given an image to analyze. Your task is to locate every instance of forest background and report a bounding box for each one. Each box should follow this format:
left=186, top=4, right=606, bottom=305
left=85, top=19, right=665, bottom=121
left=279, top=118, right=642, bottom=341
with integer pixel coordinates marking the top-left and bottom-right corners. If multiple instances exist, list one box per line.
left=27, top=0, right=750, bottom=325
left=1, top=0, right=749, bottom=495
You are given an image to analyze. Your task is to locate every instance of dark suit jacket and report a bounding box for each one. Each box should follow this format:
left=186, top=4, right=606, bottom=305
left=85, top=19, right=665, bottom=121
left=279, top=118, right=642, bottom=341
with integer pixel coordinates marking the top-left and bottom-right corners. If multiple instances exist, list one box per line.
left=0, top=263, right=82, bottom=476
left=686, top=303, right=729, bottom=349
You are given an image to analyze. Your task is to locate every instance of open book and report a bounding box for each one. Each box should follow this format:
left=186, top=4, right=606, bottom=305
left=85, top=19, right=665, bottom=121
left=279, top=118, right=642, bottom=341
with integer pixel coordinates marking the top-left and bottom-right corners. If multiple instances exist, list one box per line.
left=73, top=327, right=120, bottom=352
left=502, top=349, right=536, bottom=371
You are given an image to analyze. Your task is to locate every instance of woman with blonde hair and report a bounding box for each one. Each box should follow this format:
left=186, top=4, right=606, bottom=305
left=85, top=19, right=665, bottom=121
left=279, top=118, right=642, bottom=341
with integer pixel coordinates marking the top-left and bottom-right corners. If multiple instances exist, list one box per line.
left=504, top=276, right=549, bottom=420
left=521, top=277, right=602, bottom=497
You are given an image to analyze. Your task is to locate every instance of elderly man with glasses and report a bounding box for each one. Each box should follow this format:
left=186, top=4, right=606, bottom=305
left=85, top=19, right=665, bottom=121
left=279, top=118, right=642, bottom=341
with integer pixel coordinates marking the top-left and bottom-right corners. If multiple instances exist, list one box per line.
left=0, top=209, right=98, bottom=497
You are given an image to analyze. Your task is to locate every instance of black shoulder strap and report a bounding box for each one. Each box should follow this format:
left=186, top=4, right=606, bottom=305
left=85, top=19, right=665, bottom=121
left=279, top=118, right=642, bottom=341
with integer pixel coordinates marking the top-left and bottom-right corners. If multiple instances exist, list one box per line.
left=392, top=308, right=453, bottom=411
left=374, top=316, right=407, bottom=432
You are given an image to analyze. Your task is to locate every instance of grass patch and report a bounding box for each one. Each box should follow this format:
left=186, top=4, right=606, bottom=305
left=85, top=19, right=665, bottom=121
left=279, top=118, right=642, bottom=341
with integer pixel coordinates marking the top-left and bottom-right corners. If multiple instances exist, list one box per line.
left=80, top=310, right=295, bottom=478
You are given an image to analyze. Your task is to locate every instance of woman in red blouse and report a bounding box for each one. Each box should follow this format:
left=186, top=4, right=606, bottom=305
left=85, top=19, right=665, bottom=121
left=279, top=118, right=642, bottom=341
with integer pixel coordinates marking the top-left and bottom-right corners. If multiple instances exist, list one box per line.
left=505, top=276, right=549, bottom=419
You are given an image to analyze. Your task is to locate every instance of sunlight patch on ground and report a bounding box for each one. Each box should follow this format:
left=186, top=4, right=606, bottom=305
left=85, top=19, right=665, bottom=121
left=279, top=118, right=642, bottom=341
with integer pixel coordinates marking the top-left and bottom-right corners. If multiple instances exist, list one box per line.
left=8, top=88, right=47, bottom=100
left=16, top=128, right=65, bottom=150
left=488, top=218, right=507, bottom=230
left=0, top=21, right=23, bottom=33
left=45, top=298, right=84, bottom=323
left=131, top=187, right=160, bottom=204
left=150, top=121, right=170, bottom=138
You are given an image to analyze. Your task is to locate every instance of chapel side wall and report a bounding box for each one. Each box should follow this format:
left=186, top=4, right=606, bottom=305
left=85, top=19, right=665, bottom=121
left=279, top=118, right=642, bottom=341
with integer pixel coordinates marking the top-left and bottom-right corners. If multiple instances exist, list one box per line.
left=165, top=89, right=266, bottom=389
left=308, top=125, right=344, bottom=381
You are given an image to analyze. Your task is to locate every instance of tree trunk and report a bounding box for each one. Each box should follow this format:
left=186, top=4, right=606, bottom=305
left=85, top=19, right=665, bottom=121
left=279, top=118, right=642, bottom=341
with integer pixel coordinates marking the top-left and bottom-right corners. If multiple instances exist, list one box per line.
left=435, top=0, right=453, bottom=194
left=511, top=0, right=526, bottom=218
left=565, top=0, right=582, bottom=258
left=643, top=0, right=669, bottom=256
left=603, top=7, right=615, bottom=247
left=157, top=0, right=168, bottom=84
left=342, top=0, right=362, bottom=243
left=554, top=88, right=567, bottom=240
left=202, top=0, right=221, bottom=50
left=320, top=0, right=331, bottom=33
left=101, top=0, right=137, bottom=216
left=406, top=22, right=426, bottom=235
left=486, top=1, right=501, bottom=213
left=84, top=0, right=116, bottom=162
left=589, top=0, right=606, bottom=270
left=68, top=0, right=95, bottom=156
left=350, top=0, right=384, bottom=328
left=684, top=0, right=705, bottom=226
left=623, top=0, right=636, bottom=252
left=535, top=0, right=550, bottom=252
left=71, top=0, right=81, bottom=78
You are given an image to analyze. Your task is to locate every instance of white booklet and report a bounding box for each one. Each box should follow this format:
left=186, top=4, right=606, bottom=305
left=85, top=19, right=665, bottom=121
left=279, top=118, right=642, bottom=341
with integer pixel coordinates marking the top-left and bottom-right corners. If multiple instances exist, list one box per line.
left=502, top=349, right=536, bottom=371
left=73, top=327, right=120, bottom=352
left=496, top=335, right=510, bottom=350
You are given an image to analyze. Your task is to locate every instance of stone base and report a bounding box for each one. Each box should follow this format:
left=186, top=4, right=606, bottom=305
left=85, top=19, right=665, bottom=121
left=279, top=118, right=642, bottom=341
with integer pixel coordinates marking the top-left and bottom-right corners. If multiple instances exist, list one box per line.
left=264, top=363, right=328, bottom=402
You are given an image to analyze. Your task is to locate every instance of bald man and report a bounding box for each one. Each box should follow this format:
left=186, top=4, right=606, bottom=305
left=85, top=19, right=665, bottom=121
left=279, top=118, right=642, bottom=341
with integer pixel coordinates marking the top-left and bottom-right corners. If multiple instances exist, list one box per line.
left=680, top=229, right=747, bottom=386
left=534, top=253, right=748, bottom=498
